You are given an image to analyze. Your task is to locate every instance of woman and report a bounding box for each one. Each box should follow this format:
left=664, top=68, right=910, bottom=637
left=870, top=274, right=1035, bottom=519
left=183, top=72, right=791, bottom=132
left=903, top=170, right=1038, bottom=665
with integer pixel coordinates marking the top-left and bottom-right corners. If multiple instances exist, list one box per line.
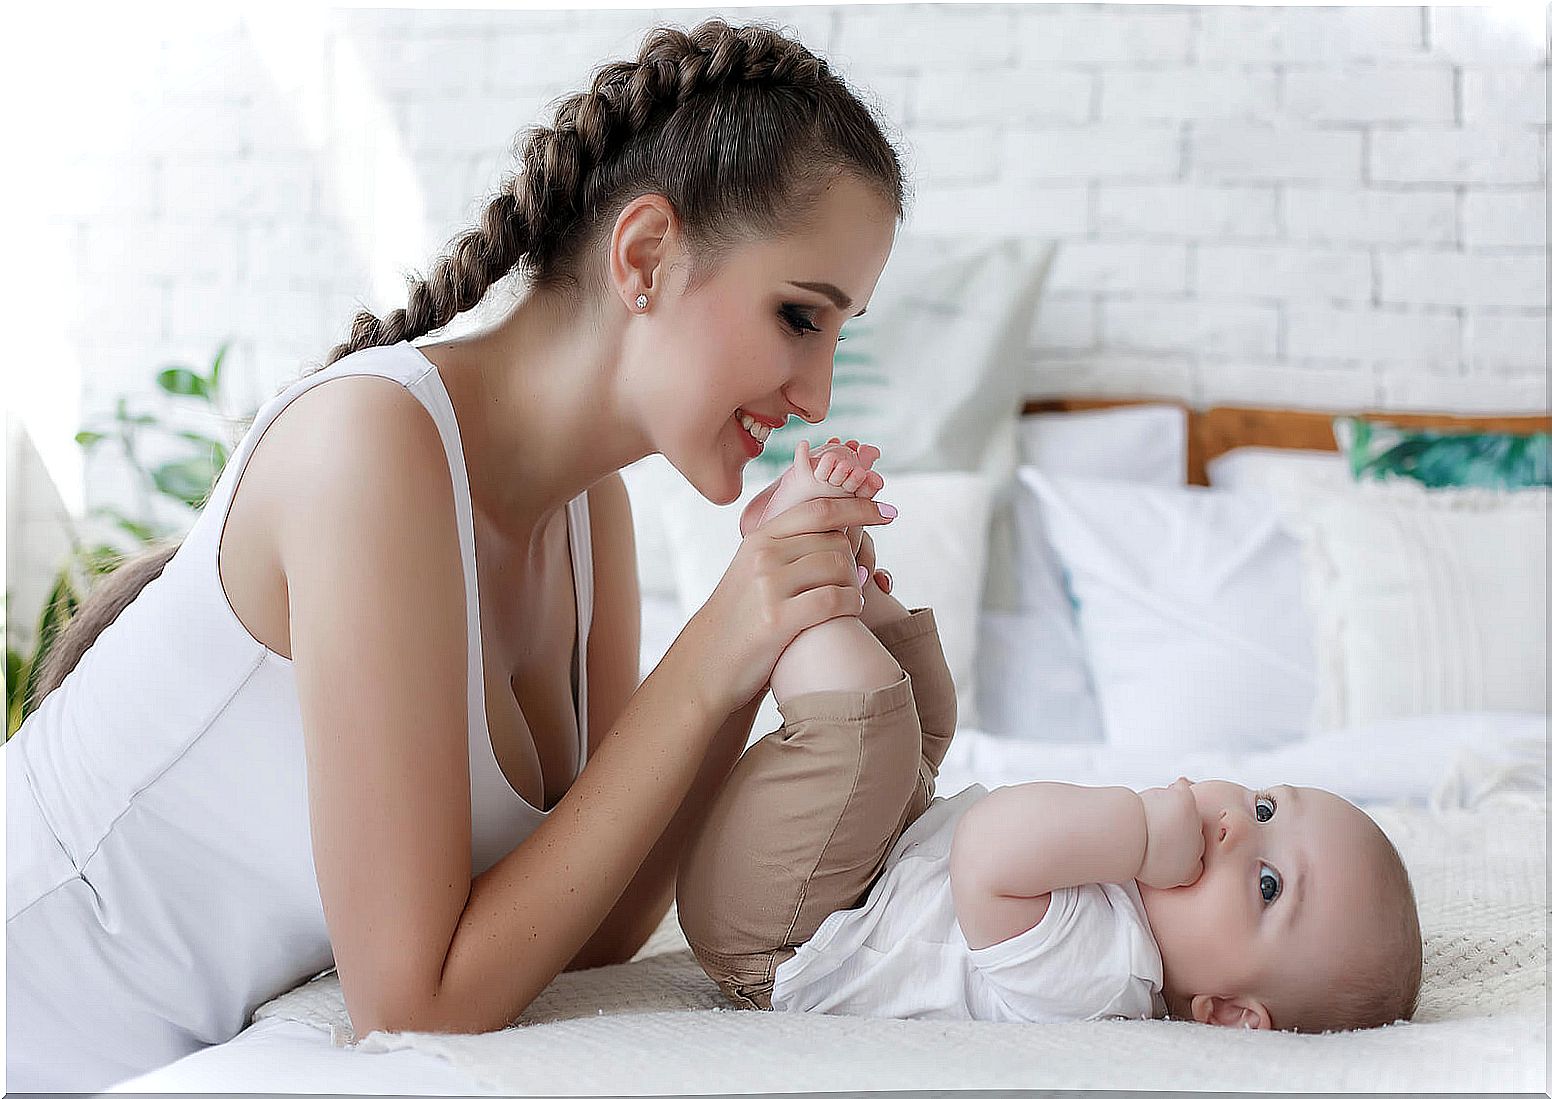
left=5, top=19, right=905, bottom=1090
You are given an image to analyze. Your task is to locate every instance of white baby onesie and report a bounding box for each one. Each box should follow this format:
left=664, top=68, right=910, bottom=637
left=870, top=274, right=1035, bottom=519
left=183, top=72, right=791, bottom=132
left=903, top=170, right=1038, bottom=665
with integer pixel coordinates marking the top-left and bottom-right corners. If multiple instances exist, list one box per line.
left=770, top=784, right=1168, bottom=1022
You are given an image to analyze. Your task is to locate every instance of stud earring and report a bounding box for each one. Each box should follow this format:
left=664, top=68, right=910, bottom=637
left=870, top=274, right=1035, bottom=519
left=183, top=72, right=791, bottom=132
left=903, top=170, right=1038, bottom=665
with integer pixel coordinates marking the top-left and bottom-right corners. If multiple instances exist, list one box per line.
left=636, top=294, right=649, bottom=311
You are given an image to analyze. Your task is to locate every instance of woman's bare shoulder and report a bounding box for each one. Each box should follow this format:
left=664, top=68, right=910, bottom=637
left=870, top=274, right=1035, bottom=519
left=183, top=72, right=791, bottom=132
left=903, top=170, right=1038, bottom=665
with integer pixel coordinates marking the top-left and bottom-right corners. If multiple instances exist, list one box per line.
left=239, top=375, right=451, bottom=543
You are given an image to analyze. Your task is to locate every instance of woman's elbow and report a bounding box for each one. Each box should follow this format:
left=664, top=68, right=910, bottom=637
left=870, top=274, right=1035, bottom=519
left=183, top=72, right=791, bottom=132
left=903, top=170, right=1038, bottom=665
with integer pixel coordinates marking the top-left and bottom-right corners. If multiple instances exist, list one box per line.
left=344, top=983, right=512, bottom=1040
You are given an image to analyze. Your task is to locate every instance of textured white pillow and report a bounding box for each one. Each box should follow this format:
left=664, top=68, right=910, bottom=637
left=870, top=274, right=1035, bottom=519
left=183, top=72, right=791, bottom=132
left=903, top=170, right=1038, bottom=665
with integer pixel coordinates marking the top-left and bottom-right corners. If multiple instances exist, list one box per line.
left=1023, top=469, right=1317, bottom=752
left=984, top=405, right=1189, bottom=744
left=619, top=454, right=683, bottom=597
left=1020, top=404, right=1187, bottom=486
left=1298, top=481, right=1548, bottom=730
left=659, top=470, right=994, bottom=732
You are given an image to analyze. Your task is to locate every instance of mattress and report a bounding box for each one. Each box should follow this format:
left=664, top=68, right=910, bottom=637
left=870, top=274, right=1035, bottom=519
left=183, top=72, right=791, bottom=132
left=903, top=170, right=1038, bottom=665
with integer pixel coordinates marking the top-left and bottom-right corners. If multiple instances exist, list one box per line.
left=115, top=711, right=1546, bottom=1094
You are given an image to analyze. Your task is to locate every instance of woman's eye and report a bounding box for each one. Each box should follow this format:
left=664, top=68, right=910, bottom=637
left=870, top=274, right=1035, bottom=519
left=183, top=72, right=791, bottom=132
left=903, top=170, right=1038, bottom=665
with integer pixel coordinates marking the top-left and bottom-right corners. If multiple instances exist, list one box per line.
left=1259, top=865, right=1282, bottom=905
left=779, top=305, right=821, bottom=336
left=1254, top=794, right=1277, bottom=823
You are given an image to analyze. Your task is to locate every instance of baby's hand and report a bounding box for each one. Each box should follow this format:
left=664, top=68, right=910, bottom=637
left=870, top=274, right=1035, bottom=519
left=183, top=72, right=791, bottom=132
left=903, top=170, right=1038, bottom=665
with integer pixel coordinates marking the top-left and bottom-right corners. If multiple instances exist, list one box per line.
left=1137, top=778, right=1205, bottom=889
left=739, top=438, right=884, bottom=537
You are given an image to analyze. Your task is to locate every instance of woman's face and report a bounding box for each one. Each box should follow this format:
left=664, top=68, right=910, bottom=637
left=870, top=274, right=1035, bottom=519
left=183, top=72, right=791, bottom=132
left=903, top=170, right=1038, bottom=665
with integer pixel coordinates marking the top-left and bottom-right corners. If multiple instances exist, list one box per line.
left=632, top=176, right=898, bottom=504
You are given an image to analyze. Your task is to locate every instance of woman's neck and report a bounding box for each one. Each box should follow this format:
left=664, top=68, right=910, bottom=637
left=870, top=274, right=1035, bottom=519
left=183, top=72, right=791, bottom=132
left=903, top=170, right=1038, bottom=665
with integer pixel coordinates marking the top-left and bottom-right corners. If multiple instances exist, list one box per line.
left=420, top=290, right=653, bottom=553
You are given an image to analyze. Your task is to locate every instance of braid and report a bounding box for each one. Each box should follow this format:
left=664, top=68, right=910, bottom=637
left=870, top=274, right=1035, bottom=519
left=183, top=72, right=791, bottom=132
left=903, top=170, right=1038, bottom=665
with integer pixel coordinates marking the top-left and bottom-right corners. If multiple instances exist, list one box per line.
left=322, top=16, right=898, bottom=368
left=323, top=189, right=528, bottom=366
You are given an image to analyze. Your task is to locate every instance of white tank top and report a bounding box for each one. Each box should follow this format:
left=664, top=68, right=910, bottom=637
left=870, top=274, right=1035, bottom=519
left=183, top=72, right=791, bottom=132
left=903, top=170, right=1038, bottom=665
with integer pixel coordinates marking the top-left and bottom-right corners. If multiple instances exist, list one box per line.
left=5, top=341, right=594, bottom=1091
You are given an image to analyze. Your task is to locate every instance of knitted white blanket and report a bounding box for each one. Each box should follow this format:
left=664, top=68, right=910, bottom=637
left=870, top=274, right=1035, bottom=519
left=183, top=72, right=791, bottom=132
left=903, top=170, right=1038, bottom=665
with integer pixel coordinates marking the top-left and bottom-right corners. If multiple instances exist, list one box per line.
left=257, top=790, right=1547, bottom=1093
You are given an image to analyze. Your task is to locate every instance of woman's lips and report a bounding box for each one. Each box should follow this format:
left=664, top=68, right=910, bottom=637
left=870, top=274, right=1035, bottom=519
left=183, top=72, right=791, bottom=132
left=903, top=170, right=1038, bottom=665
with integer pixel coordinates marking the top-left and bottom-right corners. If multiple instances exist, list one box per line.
left=734, top=413, right=763, bottom=458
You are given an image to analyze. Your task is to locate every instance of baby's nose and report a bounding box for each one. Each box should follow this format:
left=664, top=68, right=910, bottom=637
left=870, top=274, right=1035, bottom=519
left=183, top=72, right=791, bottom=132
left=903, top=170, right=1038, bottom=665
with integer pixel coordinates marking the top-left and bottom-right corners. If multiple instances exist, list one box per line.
left=1217, top=808, right=1247, bottom=848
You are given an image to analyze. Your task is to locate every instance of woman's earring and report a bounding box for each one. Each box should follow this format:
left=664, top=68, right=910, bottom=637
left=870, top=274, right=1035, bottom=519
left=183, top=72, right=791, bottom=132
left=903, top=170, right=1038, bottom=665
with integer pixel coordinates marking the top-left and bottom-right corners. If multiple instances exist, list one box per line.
left=636, top=294, right=649, bottom=311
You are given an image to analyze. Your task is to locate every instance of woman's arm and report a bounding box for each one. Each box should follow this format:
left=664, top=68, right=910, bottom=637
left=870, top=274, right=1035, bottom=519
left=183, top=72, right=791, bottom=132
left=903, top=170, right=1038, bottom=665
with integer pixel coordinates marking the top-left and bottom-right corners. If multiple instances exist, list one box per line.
left=275, top=381, right=768, bottom=1037
left=564, top=473, right=761, bottom=969
left=566, top=691, right=763, bottom=970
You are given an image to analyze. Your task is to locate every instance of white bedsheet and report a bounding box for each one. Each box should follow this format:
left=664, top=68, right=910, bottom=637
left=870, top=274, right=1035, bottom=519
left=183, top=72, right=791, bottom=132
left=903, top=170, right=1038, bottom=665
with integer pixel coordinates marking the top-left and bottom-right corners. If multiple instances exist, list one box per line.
left=115, top=711, right=1547, bottom=1094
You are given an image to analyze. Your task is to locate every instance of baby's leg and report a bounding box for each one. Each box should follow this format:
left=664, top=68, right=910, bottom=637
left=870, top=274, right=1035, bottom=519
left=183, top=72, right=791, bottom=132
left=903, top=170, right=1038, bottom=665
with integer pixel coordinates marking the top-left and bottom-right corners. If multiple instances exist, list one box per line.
left=676, top=660, right=925, bottom=1010
left=869, top=605, right=959, bottom=824
left=755, top=441, right=901, bottom=703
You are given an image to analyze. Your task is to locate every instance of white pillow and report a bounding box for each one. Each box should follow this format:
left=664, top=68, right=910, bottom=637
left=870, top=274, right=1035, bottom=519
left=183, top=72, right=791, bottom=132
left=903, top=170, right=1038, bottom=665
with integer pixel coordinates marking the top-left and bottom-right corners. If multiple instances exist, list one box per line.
left=659, top=470, right=994, bottom=734
left=619, top=454, right=682, bottom=598
left=974, top=608, right=1104, bottom=744
left=1023, top=469, right=1317, bottom=753
left=1020, top=403, right=1187, bottom=486
left=983, top=404, right=1189, bottom=744
left=1206, top=446, right=1349, bottom=502
left=1298, top=481, right=1548, bottom=730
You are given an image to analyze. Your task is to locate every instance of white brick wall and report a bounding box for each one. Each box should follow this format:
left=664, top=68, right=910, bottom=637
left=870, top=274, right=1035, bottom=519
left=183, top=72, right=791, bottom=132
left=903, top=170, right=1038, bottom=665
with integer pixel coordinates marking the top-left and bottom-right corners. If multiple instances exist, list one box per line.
left=21, top=2, right=1550, bottom=524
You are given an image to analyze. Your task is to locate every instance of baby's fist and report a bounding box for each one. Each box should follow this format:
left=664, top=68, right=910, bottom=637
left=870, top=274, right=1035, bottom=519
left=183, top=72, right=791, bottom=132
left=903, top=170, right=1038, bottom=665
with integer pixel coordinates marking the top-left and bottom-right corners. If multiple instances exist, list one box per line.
left=1137, top=778, right=1205, bottom=889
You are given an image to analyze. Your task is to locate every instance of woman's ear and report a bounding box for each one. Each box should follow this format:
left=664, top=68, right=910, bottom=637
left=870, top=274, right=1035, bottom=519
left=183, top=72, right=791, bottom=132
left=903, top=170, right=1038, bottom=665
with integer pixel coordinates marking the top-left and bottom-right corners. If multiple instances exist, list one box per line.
left=608, top=193, right=676, bottom=310
left=1190, top=993, right=1273, bottom=1031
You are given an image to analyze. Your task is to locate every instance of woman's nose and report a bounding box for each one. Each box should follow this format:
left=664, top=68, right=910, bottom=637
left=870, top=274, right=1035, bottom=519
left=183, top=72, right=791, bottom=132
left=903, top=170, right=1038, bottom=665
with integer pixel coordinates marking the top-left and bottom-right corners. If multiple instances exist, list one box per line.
left=787, top=358, right=835, bottom=424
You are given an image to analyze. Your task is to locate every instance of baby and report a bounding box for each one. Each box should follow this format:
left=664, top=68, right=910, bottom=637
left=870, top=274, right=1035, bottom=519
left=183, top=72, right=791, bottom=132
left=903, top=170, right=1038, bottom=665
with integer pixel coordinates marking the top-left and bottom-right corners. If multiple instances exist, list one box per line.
left=677, top=439, right=1424, bottom=1034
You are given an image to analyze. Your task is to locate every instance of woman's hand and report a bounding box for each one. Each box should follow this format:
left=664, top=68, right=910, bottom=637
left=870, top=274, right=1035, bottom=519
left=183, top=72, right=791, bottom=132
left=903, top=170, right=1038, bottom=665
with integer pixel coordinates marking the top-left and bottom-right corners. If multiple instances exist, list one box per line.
left=1136, top=778, right=1205, bottom=890
left=680, top=494, right=897, bottom=713
left=853, top=529, right=892, bottom=594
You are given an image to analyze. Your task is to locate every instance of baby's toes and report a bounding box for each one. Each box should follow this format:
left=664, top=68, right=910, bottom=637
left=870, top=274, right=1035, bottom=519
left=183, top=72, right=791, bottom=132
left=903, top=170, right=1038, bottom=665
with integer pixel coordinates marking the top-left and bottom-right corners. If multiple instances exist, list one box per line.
left=855, top=443, right=881, bottom=468
left=859, top=470, right=885, bottom=497
left=813, top=452, right=841, bottom=483
left=837, top=459, right=871, bottom=493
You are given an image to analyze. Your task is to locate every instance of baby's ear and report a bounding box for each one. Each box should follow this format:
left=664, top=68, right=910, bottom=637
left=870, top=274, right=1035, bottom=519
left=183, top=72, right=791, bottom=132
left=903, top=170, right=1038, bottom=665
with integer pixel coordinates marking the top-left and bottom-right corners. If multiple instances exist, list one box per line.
left=1190, top=993, right=1273, bottom=1031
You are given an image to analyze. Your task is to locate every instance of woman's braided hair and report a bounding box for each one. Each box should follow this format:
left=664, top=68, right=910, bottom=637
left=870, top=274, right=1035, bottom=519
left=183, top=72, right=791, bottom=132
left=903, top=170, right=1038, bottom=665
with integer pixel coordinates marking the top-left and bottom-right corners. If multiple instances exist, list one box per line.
left=322, top=17, right=907, bottom=365
left=31, top=18, right=906, bottom=711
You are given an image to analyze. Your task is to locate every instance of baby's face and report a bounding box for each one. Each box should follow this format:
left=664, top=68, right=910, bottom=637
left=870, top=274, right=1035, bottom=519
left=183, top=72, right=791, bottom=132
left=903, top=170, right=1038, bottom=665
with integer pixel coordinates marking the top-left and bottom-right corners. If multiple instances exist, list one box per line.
left=1136, top=780, right=1385, bottom=1028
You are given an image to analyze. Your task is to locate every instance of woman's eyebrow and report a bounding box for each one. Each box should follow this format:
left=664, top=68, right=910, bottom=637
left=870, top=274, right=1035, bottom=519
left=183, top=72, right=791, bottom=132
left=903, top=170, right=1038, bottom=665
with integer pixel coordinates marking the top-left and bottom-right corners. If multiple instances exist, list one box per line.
left=788, top=280, right=867, bottom=317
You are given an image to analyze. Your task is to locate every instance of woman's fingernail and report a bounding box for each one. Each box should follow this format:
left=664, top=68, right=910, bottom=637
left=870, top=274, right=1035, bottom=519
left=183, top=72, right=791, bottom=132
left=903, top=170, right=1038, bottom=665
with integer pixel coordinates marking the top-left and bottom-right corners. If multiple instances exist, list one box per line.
left=857, top=565, right=870, bottom=587
left=876, top=569, right=892, bottom=593
left=878, top=503, right=898, bottom=519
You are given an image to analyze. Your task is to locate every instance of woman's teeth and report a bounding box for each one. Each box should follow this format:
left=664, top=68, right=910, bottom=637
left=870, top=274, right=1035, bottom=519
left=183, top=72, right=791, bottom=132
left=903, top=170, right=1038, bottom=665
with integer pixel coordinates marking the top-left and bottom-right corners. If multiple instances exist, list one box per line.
left=738, top=411, right=772, bottom=442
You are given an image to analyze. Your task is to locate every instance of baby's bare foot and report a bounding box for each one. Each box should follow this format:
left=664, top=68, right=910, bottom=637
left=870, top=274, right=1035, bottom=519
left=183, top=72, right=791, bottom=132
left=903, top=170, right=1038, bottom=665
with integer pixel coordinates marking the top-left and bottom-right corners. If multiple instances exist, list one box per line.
left=742, top=438, right=884, bottom=534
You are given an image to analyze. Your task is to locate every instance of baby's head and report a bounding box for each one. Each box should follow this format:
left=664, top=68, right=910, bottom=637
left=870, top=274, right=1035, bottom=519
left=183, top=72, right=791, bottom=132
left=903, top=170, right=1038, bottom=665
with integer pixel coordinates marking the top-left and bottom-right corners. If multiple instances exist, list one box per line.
left=1135, top=780, right=1422, bottom=1034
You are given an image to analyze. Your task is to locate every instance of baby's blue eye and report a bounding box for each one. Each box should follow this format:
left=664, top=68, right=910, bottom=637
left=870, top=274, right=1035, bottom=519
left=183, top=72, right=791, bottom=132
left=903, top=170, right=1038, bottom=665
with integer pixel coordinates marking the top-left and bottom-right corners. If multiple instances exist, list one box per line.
left=1259, top=865, right=1282, bottom=904
left=1255, top=794, right=1276, bottom=823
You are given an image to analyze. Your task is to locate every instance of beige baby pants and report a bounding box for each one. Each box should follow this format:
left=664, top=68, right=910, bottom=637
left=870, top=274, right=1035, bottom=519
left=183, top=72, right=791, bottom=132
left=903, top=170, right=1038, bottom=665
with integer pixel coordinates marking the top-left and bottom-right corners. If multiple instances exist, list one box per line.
left=676, top=607, right=958, bottom=1009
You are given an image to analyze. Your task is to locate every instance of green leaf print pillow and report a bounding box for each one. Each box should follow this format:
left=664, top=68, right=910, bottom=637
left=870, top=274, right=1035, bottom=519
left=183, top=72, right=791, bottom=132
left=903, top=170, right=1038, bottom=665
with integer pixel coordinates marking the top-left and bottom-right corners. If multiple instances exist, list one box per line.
left=1335, top=417, right=1551, bottom=491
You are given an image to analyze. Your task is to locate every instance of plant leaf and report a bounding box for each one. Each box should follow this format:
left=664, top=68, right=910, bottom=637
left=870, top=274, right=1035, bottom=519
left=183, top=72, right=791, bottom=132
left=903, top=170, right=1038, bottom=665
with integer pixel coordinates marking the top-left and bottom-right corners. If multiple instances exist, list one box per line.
left=152, top=457, right=220, bottom=508
left=157, top=367, right=211, bottom=400
left=209, top=342, right=229, bottom=395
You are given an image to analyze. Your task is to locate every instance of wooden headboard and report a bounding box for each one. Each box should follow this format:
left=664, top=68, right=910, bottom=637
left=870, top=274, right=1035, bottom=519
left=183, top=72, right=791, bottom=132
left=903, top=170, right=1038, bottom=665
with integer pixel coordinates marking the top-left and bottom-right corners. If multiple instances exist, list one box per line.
left=1021, top=398, right=1552, bottom=486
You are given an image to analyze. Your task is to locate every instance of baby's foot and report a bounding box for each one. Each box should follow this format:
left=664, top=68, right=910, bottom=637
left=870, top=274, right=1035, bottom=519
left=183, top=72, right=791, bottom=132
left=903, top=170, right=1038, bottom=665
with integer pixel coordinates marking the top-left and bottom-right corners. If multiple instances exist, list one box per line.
left=740, top=438, right=884, bottom=535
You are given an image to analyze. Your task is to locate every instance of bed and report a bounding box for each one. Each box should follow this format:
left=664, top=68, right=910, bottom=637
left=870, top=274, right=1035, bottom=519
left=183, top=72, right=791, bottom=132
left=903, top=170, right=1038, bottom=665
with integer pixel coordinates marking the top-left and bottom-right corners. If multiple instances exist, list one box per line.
left=115, top=401, right=1549, bottom=1094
